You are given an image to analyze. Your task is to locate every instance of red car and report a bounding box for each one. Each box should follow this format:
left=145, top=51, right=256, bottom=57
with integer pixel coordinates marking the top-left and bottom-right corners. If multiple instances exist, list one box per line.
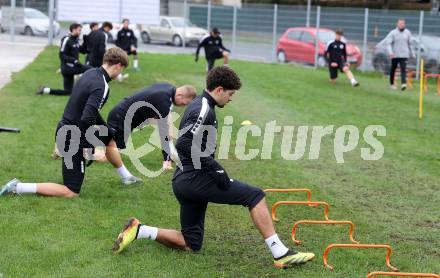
left=276, top=27, right=363, bottom=68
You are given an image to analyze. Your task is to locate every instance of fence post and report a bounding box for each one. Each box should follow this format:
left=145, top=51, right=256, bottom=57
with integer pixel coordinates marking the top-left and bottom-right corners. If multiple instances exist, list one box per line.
left=183, top=0, right=187, bottom=48
left=232, top=6, right=237, bottom=54
left=207, top=0, right=211, bottom=31
left=314, top=6, right=321, bottom=68
left=361, top=8, right=369, bottom=72
left=416, top=10, right=424, bottom=80
left=48, top=0, right=55, bottom=45
left=306, top=0, right=311, bottom=27
left=10, top=0, right=16, bottom=42
left=271, top=4, right=278, bottom=63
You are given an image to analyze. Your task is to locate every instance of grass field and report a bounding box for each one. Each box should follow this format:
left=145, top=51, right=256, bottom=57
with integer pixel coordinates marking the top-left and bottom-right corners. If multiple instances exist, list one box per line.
left=0, top=47, right=439, bottom=278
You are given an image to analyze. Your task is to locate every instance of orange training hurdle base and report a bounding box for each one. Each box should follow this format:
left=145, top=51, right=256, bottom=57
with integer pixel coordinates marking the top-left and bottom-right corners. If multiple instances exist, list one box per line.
left=323, top=244, right=398, bottom=271
left=366, top=272, right=440, bottom=278
left=291, top=220, right=360, bottom=245
left=271, top=201, right=330, bottom=222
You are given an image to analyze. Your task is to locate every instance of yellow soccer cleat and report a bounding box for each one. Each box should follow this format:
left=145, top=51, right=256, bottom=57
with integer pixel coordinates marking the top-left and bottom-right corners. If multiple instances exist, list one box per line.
left=273, top=250, right=315, bottom=268
left=113, top=217, right=141, bottom=254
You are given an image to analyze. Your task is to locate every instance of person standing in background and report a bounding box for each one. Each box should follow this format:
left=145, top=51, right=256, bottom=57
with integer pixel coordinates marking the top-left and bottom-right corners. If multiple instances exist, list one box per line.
left=385, top=19, right=414, bottom=91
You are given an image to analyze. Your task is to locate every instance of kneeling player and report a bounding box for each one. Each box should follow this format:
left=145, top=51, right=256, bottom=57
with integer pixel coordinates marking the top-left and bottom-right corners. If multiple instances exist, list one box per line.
left=112, top=67, right=315, bottom=268
left=104, top=83, right=197, bottom=182
left=0, top=48, right=128, bottom=198
left=325, top=30, right=359, bottom=87
left=38, top=23, right=92, bottom=96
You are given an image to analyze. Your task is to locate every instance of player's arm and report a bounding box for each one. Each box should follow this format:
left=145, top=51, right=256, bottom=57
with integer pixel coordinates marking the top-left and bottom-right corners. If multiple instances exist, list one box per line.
left=195, top=37, right=207, bottom=62
left=407, top=30, right=414, bottom=58
left=131, top=30, right=138, bottom=48
left=80, top=35, right=89, bottom=54
left=79, top=87, right=106, bottom=148
left=385, top=31, right=394, bottom=57
left=115, top=31, right=122, bottom=48
left=97, top=32, right=106, bottom=58
left=343, top=42, right=347, bottom=64
left=218, top=36, right=230, bottom=52
left=60, top=38, right=78, bottom=64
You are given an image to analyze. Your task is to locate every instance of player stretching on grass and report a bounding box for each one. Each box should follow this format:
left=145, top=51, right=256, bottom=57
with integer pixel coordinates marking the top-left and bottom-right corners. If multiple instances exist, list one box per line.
left=112, top=66, right=315, bottom=268
left=104, top=82, right=197, bottom=180
left=38, top=23, right=92, bottom=96
left=195, top=27, right=230, bottom=72
left=0, top=48, right=129, bottom=198
left=325, top=30, right=359, bottom=87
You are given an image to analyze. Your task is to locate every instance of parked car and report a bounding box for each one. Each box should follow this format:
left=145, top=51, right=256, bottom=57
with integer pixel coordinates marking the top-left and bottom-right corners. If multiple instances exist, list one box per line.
left=276, top=27, right=362, bottom=67
left=80, top=22, right=140, bottom=44
left=140, top=16, right=208, bottom=47
left=0, top=8, right=60, bottom=37
left=372, top=35, right=440, bottom=73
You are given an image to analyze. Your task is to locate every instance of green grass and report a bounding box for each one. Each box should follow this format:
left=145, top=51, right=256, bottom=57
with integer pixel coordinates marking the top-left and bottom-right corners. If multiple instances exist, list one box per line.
left=0, top=47, right=439, bottom=277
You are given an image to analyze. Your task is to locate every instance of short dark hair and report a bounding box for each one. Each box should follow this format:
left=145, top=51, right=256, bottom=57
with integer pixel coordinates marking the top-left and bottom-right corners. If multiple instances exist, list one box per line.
left=102, top=21, right=113, bottom=30
left=335, top=29, right=344, bottom=36
left=103, top=47, right=129, bottom=67
left=122, top=18, right=129, bottom=23
left=89, top=22, right=98, bottom=29
left=69, top=23, right=82, bottom=32
left=206, top=66, right=241, bottom=92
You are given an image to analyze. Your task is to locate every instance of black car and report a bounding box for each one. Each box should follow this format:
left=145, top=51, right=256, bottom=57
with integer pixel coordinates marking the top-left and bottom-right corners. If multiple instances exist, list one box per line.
left=372, top=34, right=440, bottom=74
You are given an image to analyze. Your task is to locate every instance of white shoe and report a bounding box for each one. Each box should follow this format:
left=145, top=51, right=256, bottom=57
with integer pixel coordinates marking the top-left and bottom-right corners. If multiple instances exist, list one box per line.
left=0, top=178, right=20, bottom=196
left=390, top=85, right=397, bottom=90
left=401, top=84, right=407, bottom=91
left=121, top=176, right=143, bottom=186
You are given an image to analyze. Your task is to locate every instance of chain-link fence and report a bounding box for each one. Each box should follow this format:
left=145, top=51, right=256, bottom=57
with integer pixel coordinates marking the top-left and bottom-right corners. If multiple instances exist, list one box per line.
left=1, top=0, right=440, bottom=76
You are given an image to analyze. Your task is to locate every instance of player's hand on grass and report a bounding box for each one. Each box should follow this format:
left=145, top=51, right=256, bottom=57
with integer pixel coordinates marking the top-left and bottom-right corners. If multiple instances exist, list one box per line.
left=131, top=46, right=137, bottom=52
left=163, top=160, right=173, bottom=171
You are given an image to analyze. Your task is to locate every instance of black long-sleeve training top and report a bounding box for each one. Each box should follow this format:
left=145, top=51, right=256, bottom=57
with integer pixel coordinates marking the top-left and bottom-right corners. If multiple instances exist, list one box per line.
left=196, top=35, right=230, bottom=60
left=112, top=83, right=175, bottom=161
left=325, top=40, right=347, bottom=63
left=175, top=90, right=219, bottom=171
left=60, top=67, right=111, bottom=146
left=59, top=34, right=87, bottom=68
left=116, top=28, right=137, bottom=51
left=87, top=28, right=107, bottom=67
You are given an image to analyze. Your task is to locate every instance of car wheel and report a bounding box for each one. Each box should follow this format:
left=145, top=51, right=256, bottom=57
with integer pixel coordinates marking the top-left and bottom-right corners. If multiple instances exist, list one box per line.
left=141, top=31, right=151, bottom=44
left=277, top=50, right=287, bottom=63
left=172, top=35, right=183, bottom=47
left=373, top=54, right=390, bottom=74
left=24, top=26, right=34, bottom=36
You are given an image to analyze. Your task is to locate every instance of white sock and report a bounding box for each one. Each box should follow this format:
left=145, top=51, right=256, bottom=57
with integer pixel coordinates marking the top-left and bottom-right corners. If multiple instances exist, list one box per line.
left=133, top=59, right=139, bottom=69
left=137, top=225, right=158, bottom=240
left=350, top=78, right=357, bottom=85
left=224, top=63, right=229, bottom=67
left=43, top=87, right=50, bottom=94
left=117, top=165, right=132, bottom=179
left=16, top=183, right=37, bottom=194
left=117, top=73, right=123, bottom=81
left=265, top=234, right=289, bottom=259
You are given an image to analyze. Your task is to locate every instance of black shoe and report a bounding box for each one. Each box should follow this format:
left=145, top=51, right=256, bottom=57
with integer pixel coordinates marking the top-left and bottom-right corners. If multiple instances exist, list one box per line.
left=36, top=86, right=45, bottom=95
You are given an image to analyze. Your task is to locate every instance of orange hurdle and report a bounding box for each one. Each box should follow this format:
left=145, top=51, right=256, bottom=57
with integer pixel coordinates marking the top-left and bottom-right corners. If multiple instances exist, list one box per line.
left=271, top=201, right=330, bottom=222
left=423, top=73, right=440, bottom=95
left=323, top=244, right=398, bottom=271
left=263, top=188, right=313, bottom=202
left=366, top=272, right=440, bottom=278
left=291, top=220, right=359, bottom=245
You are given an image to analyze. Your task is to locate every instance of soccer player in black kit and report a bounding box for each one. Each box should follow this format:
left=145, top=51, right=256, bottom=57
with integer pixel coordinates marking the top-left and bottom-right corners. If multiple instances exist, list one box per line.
left=1, top=48, right=128, bottom=198
left=87, top=22, right=113, bottom=68
left=325, top=30, right=359, bottom=87
left=112, top=67, right=315, bottom=268
left=38, top=23, right=92, bottom=96
left=116, top=18, right=140, bottom=72
left=195, top=27, right=230, bottom=72
left=102, top=83, right=197, bottom=184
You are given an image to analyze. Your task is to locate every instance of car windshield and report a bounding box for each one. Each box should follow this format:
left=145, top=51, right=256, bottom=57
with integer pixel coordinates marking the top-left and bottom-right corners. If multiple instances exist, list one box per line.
left=26, top=9, right=47, bottom=19
left=170, top=18, right=194, bottom=28
left=317, top=31, right=336, bottom=43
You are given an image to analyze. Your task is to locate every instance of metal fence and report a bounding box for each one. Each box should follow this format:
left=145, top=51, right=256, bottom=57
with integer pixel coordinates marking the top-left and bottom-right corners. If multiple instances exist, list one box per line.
left=1, top=0, right=440, bottom=76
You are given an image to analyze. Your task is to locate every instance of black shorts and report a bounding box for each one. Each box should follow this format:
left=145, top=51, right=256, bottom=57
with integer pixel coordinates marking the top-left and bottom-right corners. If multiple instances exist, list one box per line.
left=107, top=107, right=129, bottom=149
left=329, top=61, right=345, bottom=79
left=56, top=121, right=113, bottom=193
left=208, top=50, right=224, bottom=61
left=172, top=169, right=265, bottom=251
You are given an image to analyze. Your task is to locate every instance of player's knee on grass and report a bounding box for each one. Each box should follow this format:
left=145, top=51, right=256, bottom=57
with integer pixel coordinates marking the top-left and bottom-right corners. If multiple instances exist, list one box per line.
left=182, top=225, right=204, bottom=251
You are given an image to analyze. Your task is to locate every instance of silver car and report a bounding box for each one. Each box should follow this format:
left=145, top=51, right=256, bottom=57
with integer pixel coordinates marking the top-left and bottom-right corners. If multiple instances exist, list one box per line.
left=0, top=8, right=60, bottom=37
left=140, top=16, right=208, bottom=46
